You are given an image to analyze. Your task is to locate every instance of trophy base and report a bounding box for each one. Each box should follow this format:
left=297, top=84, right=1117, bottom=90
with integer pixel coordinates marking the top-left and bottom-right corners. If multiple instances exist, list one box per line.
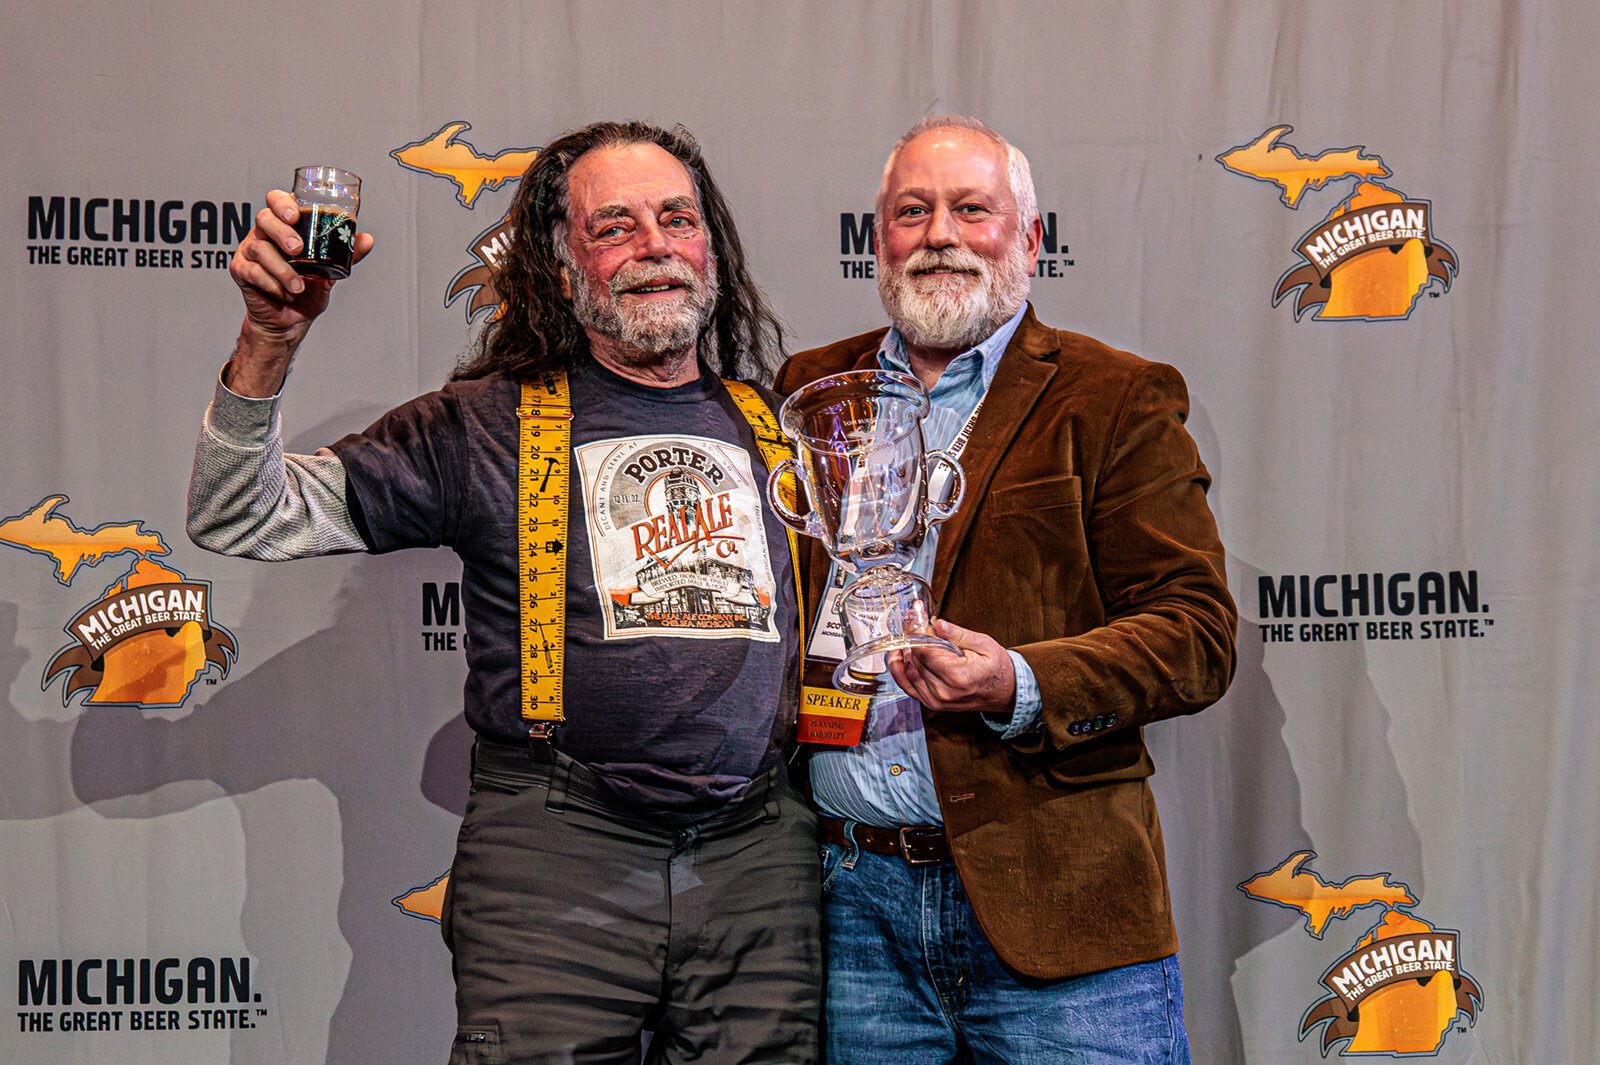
left=832, top=631, right=963, bottom=695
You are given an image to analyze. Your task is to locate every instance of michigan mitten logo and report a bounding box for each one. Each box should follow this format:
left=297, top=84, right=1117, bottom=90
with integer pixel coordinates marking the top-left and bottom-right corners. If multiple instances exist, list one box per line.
left=0, top=495, right=237, bottom=708
left=391, top=121, right=541, bottom=319
left=1240, top=851, right=1484, bottom=1056
left=1219, top=126, right=1458, bottom=320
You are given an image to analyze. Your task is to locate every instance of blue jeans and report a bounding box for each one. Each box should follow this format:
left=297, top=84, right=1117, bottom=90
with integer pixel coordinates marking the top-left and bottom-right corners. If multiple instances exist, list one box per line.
left=821, top=837, right=1191, bottom=1065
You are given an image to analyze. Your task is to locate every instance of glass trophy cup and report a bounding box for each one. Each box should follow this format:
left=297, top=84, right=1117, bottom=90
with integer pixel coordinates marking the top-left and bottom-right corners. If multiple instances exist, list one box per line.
left=766, top=370, right=965, bottom=694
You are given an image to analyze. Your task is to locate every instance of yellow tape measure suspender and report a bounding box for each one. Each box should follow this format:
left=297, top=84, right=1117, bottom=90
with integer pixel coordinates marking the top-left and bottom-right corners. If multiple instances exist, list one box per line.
left=722, top=380, right=806, bottom=662
left=516, top=373, right=573, bottom=735
left=516, top=372, right=801, bottom=736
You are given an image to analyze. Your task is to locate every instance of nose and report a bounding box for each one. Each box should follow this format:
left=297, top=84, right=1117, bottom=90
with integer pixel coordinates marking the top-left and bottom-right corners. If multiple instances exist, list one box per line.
left=634, top=217, right=674, bottom=260
left=923, top=204, right=959, bottom=249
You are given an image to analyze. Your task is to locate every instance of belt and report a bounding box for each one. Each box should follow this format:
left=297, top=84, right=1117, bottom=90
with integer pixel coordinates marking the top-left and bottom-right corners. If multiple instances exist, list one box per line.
left=471, top=737, right=788, bottom=831
left=817, top=815, right=951, bottom=866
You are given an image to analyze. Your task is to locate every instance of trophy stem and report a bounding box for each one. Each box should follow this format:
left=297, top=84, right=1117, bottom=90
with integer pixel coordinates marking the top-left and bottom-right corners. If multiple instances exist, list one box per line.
left=832, top=566, right=961, bottom=695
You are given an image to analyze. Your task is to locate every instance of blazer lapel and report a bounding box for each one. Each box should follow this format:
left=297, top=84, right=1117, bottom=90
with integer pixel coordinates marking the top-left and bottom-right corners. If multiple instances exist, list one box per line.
left=929, top=308, right=1058, bottom=613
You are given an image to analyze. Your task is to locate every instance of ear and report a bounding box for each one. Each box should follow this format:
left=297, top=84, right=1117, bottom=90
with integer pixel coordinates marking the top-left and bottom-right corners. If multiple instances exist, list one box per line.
left=1023, top=215, right=1043, bottom=262
left=559, top=263, right=572, bottom=301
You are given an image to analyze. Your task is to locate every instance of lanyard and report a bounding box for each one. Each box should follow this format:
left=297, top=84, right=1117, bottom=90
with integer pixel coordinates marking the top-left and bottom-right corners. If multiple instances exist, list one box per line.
left=924, top=390, right=986, bottom=503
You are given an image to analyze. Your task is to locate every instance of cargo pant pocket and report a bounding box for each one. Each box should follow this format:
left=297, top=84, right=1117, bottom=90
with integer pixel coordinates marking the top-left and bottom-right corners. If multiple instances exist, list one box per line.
left=449, top=1023, right=505, bottom=1065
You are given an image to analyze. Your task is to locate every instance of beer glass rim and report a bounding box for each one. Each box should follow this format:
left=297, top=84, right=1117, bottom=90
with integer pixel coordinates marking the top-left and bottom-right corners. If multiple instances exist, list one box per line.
left=293, top=165, right=363, bottom=184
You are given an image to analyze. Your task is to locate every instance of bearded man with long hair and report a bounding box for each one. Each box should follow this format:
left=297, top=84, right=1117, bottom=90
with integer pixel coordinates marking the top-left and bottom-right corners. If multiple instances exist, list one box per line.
left=188, top=120, right=819, bottom=1064
left=455, top=120, right=783, bottom=384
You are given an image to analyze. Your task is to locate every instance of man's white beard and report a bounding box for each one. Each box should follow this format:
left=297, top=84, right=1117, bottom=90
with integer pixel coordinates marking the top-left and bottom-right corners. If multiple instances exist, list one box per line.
left=571, top=255, right=720, bottom=358
left=877, top=239, right=1032, bottom=353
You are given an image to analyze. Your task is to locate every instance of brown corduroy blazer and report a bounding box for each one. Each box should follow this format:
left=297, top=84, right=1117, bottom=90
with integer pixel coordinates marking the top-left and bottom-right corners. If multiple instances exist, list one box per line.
left=774, top=305, right=1238, bottom=980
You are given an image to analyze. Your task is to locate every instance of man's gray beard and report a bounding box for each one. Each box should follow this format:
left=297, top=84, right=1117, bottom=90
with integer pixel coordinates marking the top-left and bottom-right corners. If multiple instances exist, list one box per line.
left=877, top=239, right=1032, bottom=352
left=569, top=255, right=720, bottom=358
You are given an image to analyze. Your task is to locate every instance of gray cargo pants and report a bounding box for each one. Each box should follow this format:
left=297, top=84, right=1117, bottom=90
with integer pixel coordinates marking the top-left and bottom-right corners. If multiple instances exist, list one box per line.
left=442, top=738, right=821, bottom=1065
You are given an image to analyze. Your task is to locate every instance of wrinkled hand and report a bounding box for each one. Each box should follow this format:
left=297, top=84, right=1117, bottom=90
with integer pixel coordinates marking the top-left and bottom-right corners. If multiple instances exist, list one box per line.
left=230, top=189, right=375, bottom=335
left=224, top=189, right=375, bottom=396
left=889, top=619, right=1017, bottom=716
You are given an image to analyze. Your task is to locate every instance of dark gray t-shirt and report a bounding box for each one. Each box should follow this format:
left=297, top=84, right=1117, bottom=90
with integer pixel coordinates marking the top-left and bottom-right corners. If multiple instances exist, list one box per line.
left=331, top=357, right=799, bottom=818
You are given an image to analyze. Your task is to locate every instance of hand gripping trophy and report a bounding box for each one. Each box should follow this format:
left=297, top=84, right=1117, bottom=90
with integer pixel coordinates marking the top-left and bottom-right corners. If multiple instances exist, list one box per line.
left=767, top=370, right=964, bottom=694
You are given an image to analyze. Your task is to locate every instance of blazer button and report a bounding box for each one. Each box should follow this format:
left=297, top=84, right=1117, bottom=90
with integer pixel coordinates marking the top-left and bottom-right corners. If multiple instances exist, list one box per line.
left=1068, top=721, right=1082, bottom=736
left=1106, top=714, right=1118, bottom=727
left=1093, top=716, right=1106, bottom=731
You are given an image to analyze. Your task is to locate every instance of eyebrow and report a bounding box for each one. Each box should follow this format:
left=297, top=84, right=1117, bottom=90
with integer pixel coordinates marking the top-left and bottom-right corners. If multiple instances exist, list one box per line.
left=585, top=196, right=700, bottom=224
left=892, top=186, right=1002, bottom=202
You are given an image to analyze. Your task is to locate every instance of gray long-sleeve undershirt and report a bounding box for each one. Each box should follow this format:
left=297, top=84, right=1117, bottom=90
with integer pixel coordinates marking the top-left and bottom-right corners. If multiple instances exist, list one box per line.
left=187, top=374, right=366, bottom=559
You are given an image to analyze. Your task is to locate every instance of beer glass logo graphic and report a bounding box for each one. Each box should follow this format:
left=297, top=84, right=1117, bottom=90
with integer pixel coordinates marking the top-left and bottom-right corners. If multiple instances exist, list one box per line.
left=0, top=494, right=237, bottom=709
left=1218, top=125, right=1458, bottom=321
left=767, top=370, right=964, bottom=693
left=1239, top=851, right=1485, bottom=1056
left=44, top=559, right=237, bottom=708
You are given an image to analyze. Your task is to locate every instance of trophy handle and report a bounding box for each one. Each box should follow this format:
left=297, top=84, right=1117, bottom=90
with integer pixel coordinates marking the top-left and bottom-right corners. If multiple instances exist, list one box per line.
left=766, top=458, right=815, bottom=536
left=925, top=449, right=966, bottom=525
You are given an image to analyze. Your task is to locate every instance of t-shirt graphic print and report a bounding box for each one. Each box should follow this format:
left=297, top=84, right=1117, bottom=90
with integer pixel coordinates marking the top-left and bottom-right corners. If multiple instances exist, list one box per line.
left=576, top=433, right=780, bottom=641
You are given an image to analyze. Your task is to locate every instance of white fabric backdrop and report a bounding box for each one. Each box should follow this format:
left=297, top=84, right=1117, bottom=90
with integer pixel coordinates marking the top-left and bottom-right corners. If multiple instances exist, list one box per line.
left=3, top=2, right=1594, bottom=1062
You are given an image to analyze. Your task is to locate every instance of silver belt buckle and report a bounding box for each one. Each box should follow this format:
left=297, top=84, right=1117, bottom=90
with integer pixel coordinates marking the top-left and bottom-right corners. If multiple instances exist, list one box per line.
left=897, top=826, right=943, bottom=865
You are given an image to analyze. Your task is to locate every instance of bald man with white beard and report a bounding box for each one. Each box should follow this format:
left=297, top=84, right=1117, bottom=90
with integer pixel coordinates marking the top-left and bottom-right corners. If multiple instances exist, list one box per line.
left=776, top=116, right=1237, bottom=1064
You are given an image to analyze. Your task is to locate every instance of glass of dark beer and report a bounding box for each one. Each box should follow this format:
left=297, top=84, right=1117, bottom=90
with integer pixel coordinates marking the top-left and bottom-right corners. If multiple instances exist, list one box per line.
left=288, top=166, right=361, bottom=280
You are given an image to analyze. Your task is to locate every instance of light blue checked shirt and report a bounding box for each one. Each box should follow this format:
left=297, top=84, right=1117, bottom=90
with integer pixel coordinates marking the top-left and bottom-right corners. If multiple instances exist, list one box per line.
left=810, top=304, right=1042, bottom=828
